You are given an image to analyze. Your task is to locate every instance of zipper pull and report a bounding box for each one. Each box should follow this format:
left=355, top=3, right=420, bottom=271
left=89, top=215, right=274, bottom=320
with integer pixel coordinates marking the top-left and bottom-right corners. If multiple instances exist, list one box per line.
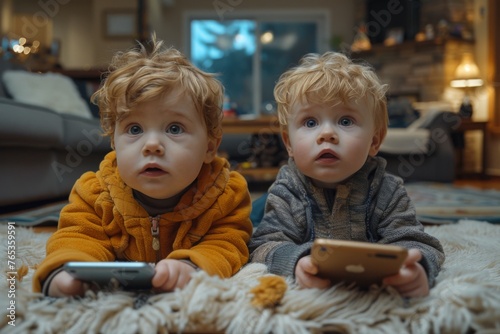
left=150, top=216, right=160, bottom=251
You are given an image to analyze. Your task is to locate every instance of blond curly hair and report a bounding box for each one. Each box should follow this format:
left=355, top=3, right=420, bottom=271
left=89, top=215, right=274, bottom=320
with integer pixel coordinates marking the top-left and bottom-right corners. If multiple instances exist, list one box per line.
left=92, top=35, right=224, bottom=148
left=274, top=52, right=389, bottom=140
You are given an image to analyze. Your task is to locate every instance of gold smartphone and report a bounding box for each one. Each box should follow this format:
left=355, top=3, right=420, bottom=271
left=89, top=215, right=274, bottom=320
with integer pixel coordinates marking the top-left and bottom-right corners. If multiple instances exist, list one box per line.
left=311, top=239, right=408, bottom=288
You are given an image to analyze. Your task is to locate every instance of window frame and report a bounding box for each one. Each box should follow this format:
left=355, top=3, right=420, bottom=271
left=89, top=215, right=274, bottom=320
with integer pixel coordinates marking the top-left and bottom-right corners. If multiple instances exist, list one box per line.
left=184, top=9, right=330, bottom=116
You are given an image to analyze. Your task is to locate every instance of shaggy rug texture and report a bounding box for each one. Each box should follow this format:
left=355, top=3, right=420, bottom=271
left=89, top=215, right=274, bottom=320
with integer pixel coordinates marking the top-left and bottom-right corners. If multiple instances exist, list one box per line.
left=1, top=220, right=499, bottom=333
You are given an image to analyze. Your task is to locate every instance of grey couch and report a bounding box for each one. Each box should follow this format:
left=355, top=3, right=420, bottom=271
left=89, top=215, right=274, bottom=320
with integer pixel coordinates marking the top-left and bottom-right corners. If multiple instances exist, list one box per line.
left=378, top=110, right=461, bottom=183
left=0, top=61, right=111, bottom=211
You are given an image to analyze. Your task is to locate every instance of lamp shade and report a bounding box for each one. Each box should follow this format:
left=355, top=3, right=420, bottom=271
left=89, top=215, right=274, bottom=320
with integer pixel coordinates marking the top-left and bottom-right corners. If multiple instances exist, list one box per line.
left=450, top=53, right=483, bottom=88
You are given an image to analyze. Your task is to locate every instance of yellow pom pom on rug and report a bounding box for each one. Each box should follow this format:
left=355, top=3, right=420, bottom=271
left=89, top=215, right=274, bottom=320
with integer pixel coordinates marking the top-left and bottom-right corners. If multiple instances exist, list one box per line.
left=250, top=275, right=287, bottom=308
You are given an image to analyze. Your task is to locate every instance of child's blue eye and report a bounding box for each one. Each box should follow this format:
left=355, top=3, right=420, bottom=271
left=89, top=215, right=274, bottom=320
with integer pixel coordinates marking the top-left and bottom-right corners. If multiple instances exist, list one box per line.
left=339, top=118, right=353, bottom=126
left=167, top=124, right=183, bottom=135
left=305, top=119, right=317, bottom=128
left=128, top=125, right=143, bottom=135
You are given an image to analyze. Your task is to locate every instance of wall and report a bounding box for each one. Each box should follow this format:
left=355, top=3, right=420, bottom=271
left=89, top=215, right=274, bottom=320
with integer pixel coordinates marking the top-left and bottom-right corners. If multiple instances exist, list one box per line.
left=0, top=0, right=12, bottom=37
left=4, top=0, right=136, bottom=68
left=3, top=0, right=355, bottom=67
left=89, top=0, right=138, bottom=67
left=147, top=0, right=355, bottom=54
left=51, top=0, right=95, bottom=69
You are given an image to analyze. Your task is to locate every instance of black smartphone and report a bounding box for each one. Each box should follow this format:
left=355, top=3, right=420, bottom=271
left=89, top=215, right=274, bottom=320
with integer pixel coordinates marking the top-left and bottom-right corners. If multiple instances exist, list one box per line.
left=63, top=262, right=155, bottom=290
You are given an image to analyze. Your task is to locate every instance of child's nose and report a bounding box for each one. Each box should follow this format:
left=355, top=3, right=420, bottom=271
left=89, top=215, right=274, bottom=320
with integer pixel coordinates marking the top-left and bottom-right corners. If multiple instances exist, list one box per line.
left=142, top=135, right=165, bottom=155
left=317, top=124, right=339, bottom=144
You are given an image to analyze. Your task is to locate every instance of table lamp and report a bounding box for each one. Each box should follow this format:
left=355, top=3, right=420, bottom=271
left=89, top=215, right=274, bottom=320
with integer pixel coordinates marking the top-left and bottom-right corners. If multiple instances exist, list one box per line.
left=450, top=52, right=483, bottom=118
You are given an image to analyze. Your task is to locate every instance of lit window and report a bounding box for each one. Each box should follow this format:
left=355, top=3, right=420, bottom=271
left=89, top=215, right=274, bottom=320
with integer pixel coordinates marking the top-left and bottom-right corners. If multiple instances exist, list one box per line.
left=189, top=13, right=326, bottom=116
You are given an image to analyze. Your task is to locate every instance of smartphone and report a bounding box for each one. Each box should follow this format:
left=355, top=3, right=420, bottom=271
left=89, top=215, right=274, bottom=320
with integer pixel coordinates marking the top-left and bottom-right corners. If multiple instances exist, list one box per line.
left=311, top=239, right=408, bottom=288
left=63, top=262, right=155, bottom=290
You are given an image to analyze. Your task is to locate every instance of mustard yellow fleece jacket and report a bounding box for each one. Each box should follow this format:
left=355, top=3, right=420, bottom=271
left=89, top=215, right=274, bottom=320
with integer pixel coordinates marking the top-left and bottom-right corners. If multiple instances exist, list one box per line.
left=33, top=152, right=253, bottom=292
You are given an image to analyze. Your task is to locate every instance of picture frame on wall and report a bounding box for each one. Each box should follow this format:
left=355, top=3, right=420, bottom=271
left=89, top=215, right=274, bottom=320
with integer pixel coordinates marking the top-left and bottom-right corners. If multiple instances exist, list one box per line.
left=103, top=10, right=137, bottom=39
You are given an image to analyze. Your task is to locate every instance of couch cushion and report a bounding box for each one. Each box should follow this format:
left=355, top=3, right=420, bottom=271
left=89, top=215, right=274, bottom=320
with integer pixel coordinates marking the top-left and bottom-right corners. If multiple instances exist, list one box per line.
left=380, top=128, right=430, bottom=155
left=2, top=70, right=93, bottom=119
left=0, top=98, right=64, bottom=148
left=62, top=114, right=111, bottom=153
left=0, top=59, right=25, bottom=98
left=0, top=148, right=63, bottom=206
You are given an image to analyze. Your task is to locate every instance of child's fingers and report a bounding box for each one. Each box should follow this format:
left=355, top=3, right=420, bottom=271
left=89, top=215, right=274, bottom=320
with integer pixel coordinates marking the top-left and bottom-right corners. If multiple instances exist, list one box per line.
left=404, top=249, right=422, bottom=266
left=152, top=261, right=170, bottom=288
left=296, top=270, right=330, bottom=289
left=299, top=256, right=318, bottom=275
left=152, top=260, right=195, bottom=291
left=50, top=271, right=86, bottom=297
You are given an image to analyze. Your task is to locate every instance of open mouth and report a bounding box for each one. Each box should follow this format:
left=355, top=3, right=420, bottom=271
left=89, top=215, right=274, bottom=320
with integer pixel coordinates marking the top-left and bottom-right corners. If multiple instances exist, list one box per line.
left=141, top=165, right=166, bottom=176
left=316, top=150, right=339, bottom=162
left=319, top=153, right=337, bottom=159
left=144, top=167, right=163, bottom=172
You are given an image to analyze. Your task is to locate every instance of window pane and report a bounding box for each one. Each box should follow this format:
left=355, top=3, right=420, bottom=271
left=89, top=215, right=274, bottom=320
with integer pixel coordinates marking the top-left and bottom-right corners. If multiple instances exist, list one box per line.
left=260, top=22, right=318, bottom=115
left=191, top=19, right=256, bottom=115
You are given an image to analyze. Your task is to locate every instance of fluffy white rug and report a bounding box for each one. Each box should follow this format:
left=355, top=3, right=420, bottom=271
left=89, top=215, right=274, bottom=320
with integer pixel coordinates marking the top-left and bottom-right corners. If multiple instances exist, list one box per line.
left=1, top=220, right=499, bottom=333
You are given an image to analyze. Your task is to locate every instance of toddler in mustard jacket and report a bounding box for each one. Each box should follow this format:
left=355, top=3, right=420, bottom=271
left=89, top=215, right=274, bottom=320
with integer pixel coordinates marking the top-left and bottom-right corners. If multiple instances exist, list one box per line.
left=33, top=36, right=253, bottom=297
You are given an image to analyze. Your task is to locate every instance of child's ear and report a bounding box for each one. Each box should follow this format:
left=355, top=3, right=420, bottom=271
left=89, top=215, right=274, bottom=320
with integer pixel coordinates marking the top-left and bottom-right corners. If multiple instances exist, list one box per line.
left=369, top=130, right=384, bottom=157
left=204, top=136, right=221, bottom=163
left=281, top=130, right=294, bottom=157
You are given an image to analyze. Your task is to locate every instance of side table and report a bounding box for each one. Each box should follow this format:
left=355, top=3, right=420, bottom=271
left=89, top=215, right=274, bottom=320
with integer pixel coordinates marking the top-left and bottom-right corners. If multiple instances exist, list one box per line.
left=452, top=119, right=489, bottom=179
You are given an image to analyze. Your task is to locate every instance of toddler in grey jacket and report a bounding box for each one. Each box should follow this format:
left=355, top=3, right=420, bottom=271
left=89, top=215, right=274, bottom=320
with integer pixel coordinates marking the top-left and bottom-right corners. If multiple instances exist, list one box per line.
left=249, top=52, right=444, bottom=297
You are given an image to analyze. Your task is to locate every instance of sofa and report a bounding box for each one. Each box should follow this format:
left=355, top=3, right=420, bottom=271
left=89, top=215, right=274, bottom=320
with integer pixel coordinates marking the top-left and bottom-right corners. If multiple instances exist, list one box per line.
left=0, top=60, right=111, bottom=211
left=378, top=107, right=461, bottom=183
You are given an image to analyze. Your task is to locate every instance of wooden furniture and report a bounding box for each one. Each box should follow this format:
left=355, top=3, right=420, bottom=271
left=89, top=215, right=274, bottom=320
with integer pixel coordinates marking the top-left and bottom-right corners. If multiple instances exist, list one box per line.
left=453, top=119, right=489, bottom=179
left=222, top=116, right=280, bottom=134
left=222, top=116, right=282, bottom=182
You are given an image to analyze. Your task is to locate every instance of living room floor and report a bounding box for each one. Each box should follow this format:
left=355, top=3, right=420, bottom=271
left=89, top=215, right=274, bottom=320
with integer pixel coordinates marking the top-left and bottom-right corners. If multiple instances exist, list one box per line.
left=453, top=176, right=500, bottom=190
left=24, top=176, right=499, bottom=235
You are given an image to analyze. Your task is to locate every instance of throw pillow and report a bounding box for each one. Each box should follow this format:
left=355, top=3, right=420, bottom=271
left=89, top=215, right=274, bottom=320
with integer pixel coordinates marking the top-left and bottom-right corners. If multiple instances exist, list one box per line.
left=2, top=70, right=93, bottom=119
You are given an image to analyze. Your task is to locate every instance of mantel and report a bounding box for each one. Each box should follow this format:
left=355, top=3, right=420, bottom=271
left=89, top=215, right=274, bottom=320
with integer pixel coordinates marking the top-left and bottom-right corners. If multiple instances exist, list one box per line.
left=351, top=37, right=475, bottom=57
left=348, top=37, right=476, bottom=101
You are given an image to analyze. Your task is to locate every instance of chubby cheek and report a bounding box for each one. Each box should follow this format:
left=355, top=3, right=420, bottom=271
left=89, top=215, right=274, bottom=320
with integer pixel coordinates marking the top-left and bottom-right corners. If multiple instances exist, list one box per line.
left=115, top=154, right=133, bottom=183
left=114, top=145, right=136, bottom=182
left=287, top=133, right=311, bottom=158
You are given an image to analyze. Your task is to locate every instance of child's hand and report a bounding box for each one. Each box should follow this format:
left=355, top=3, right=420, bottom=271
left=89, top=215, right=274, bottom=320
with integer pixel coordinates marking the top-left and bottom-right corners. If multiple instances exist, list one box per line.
left=152, top=259, right=196, bottom=292
left=383, top=248, right=430, bottom=297
left=48, top=270, right=87, bottom=297
left=295, top=255, right=331, bottom=289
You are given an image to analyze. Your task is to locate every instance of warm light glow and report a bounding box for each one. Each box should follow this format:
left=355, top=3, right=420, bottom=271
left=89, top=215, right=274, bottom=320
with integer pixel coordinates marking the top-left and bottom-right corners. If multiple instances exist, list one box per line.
left=12, top=45, right=23, bottom=53
left=450, top=79, right=484, bottom=88
left=451, top=53, right=483, bottom=88
left=260, top=31, right=274, bottom=44
left=10, top=37, right=35, bottom=56
left=454, top=53, right=481, bottom=80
